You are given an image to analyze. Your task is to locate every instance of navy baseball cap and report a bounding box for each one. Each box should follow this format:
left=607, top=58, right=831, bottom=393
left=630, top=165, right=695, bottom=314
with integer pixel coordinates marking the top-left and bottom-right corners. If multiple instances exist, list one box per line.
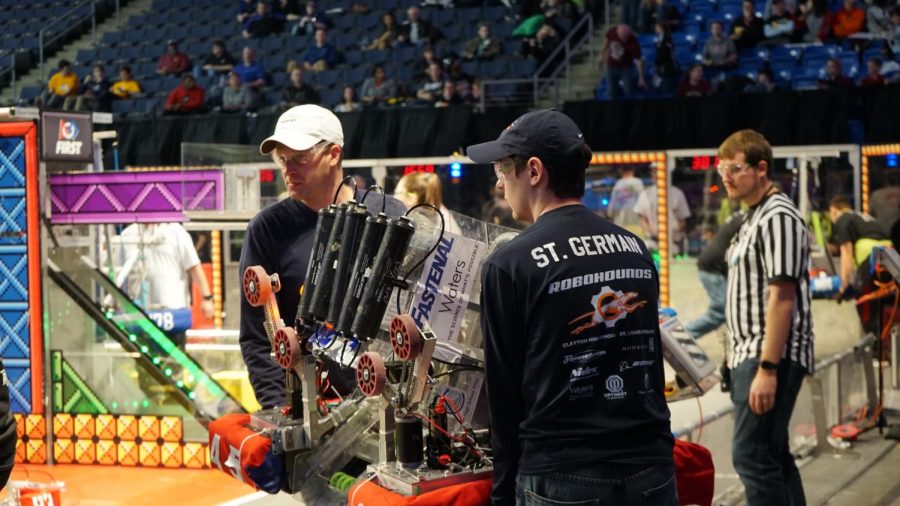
left=466, top=109, right=590, bottom=167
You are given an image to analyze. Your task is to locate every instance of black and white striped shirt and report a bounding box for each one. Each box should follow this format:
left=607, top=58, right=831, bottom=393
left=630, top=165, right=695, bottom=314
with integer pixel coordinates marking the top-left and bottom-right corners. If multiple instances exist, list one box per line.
left=726, top=192, right=815, bottom=374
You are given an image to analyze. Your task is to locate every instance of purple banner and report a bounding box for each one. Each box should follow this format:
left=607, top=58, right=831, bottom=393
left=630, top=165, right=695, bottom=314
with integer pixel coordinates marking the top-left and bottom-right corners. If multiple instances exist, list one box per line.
left=49, top=169, right=224, bottom=224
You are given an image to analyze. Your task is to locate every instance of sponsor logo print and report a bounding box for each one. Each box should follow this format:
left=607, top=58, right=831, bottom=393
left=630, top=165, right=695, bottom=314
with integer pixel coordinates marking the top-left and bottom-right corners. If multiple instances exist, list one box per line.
left=569, top=383, right=594, bottom=399
left=563, top=349, right=606, bottom=365
left=569, top=286, right=648, bottom=334
left=618, top=359, right=655, bottom=372
left=55, top=119, right=84, bottom=155
left=604, top=374, right=627, bottom=400
left=570, top=365, right=599, bottom=381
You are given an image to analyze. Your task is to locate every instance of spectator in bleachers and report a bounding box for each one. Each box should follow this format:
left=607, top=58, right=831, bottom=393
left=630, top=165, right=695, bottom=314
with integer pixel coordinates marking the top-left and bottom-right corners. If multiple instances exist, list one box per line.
left=830, top=0, right=866, bottom=40
left=818, top=57, right=853, bottom=87
left=860, top=57, right=886, bottom=85
left=416, top=62, right=445, bottom=105
left=198, top=39, right=237, bottom=80
left=731, top=0, right=766, bottom=50
left=70, top=64, right=112, bottom=112
left=414, top=45, right=441, bottom=81
left=292, top=1, right=331, bottom=37
left=763, top=0, right=798, bottom=18
left=233, top=46, right=267, bottom=90
left=762, top=0, right=799, bottom=45
left=42, top=60, right=78, bottom=109
left=621, top=0, right=641, bottom=32
left=396, top=6, right=441, bottom=47
left=867, top=0, right=893, bottom=41
left=891, top=8, right=900, bottom=51
left=642, top=0, right=681, bottom=34
left=446, top=57, right=474, bottom=98
left=360, top=65, right=397, bottom=107
left=303, top=28, right=339, bottom=71
left=743, top=67, right=778, bottom=92
left=468, top=79, right=484, bottom=111
left=434, top=80, right=463, bottom=107
left=237, top=0, right=256, bottom=24
left=542, top=0, right=582, bottom=35
left=462, top=23, right=503, bottom=61
left=286, top=60, right=301, bottom=74
left=653, top=23, right=681, bottom=94
left=334, top=85, right=362, bottom=112
left=164, top=74, right=206, bottom=115
left=599, top=24, right=646, bottom=99
left=275, top=0, right=302, bottom=21
left=242, top=1, right=286, bottom=38
left=522, top=23, right=561, bottom=62
left=637, top=0, right=659, bottom=33
left=220, top=71, right=256, bottom=112
left=703, top=20, right=739, bottom=69
left=366, top=12, right=398, bottom=51
left=157, top=41, right=191, bottom=77
left=110, top=66, right=142, bottom=99
left=677, top=64, right=712, bottom=96
left=281, top=67, right=319, bottom=108
left=797, top=0, right=831, bottom=42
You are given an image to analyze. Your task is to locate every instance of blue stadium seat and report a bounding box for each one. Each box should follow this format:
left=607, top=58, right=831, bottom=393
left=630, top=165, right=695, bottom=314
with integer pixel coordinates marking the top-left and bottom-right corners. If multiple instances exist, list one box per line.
left=484, top=5, right=508, bottom=22
left=272, top=71, right=288, bottom=88
left=19, top=85, right=41, bottom=104
left=510, top=57, right=538, bottom=78
left=111, top=99, right=135, bottom=116
left=461, top=60, right=479, bottom=77
left=393, top=65, right=413, bottom=83
left=119, top=46, right=141, bottom=63
left=431, top=9, right=455, bottom=26
left=99, top=47, right=119, bottom=63
left=346, top=66, right=369, bottom=86
left=75, top=48, right=99, bottom=65
left=480, top=59, right=507, bottom=79
left=367, top=49, right=389, bottom=66
left=344, top=50, right=365, bottom=66
left=318, top=69, right=340, bottom=88
left=393, top=45, right=418, bottom=63
left=102, top=31, right=124, bottom=45
left=321, top=87, right=342, bottom=108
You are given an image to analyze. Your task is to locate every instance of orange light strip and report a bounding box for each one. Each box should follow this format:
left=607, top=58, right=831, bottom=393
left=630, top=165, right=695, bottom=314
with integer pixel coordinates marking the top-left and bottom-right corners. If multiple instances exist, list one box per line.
left=211, top=230, right=223, bottom=329
left=860, top=144, right=900, bottom=216
left=589, top=152, right=669, bottom=306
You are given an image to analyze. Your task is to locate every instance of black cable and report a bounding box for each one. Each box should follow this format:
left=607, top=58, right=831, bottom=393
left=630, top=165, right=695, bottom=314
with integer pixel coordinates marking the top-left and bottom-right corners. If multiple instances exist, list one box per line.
left=331, top=175, right=358, bottom=204
left=395, top=203, right=446, bottom=315
left=348, top=338, right=361, bottom=366
left=361, top=184, right=386, bottom=213
left=431, top=356, right=484, bottom=369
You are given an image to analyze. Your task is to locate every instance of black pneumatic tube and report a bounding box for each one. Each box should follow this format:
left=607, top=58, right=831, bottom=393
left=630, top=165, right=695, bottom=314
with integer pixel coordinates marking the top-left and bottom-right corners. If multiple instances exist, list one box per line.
left=326, top=203, right=370, bottom=324
left=336, top=212, right=388, bottom=335
left=309, top=202, right=350, bottom=321
left=296, top=205, right=337, bottom=323
left=350, top=216, right=415, bottom=340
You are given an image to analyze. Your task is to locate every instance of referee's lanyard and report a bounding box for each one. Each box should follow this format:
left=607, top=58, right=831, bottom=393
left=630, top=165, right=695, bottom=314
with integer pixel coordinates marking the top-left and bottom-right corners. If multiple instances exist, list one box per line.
left=729, top=185, right=777, bottom=267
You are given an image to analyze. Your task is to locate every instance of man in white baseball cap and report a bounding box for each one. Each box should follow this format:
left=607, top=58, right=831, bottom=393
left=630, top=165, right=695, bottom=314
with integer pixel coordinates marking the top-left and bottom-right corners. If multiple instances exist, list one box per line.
left=239, top=104, right=405, bottom=408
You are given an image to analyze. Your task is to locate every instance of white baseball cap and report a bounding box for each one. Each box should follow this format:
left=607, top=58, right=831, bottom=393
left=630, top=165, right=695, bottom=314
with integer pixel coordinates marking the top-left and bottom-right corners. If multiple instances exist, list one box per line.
left=259, top=104, right=344, bottom=155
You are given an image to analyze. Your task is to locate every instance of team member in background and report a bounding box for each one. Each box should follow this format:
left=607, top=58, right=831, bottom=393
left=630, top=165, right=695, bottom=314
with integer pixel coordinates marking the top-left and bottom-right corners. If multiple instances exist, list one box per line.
left=239, top=105, right=405, bottom=409
left=829, top=195, right=893, bottom=336
left=718, top=129, right=813, bottom=506
left=467, top=110, right=675, bottom=506
left=684, top=212, right=744, bottom=339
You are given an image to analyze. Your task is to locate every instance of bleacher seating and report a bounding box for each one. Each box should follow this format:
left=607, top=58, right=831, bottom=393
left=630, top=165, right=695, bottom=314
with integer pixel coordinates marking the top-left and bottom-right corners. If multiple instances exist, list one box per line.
left=1, top=0, right=123, bottom=90
left=596, top=0, right=898, bottom=100
left=18, top=0, right=549, bottom=116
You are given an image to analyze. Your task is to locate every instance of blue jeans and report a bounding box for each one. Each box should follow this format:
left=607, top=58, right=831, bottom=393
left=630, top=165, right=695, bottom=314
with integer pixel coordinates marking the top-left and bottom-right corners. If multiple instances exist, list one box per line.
left=607, top=67, right=635, bottom=100
left=731, top=359, right=807, bottom=506
left=516, top=463, right=678, bottom=505
left=685, top=270, right=727, bottom=338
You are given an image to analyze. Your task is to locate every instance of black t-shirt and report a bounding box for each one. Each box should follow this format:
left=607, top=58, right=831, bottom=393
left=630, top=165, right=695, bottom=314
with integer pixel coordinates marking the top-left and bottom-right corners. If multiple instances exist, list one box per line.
left=238, top=191, right=405, bottom=409
left=697, top=211, right=744, bottom=275
left=480, top=205, right=673, bottom=505
left=203, top=52, right=237, bottom=70
left=833, top=211, right=887, bottom=246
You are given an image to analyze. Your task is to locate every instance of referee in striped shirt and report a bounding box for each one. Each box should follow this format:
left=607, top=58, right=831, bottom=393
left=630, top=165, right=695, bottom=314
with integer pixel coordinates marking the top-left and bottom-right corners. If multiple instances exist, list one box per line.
left=718, top=130, right=814, bottom=506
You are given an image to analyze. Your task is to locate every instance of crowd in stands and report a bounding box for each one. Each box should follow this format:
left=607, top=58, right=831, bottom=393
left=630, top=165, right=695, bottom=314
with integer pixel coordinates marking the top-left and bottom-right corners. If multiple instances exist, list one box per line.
left=601, top=0, right=900, bottom=99
left=31, top=0, right=600, bottom=116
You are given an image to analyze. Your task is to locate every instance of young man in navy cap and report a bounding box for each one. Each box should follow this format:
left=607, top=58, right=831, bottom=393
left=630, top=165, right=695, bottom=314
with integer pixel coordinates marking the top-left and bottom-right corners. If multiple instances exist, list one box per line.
left=239, top=104, right=405, bottom=409
left=468, top=109, right=675, bottom=506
